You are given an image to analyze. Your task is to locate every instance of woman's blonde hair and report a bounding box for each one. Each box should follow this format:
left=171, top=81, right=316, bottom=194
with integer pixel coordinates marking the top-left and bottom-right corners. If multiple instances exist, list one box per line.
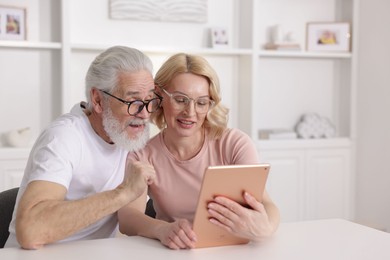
left=153, top=53, right=229, bottom=139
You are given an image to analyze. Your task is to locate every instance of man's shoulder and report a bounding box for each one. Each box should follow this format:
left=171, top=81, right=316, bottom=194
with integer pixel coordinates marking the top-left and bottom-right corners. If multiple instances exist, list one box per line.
left=39, top=109, right=87, bottom=146
left=47, top=115, right=82, bottom=134
left=49, top=104, right=87, bottom=131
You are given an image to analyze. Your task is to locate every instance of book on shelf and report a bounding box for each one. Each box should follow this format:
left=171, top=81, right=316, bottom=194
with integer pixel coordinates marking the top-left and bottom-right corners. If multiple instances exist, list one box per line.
left=258, top=129, right=298, bottom=140
left=264, top=42, right=301, bottom=51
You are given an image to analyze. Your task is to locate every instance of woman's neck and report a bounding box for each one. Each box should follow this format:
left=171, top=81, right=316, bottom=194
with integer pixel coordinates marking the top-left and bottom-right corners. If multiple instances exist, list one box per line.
left=163, top=128, right=205, bottom=161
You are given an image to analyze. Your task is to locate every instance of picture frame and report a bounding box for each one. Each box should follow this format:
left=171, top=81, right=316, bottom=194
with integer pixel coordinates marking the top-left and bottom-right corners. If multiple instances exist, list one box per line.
left=210, top=27, right=230, bottom=48
left=0, top=5, right=26, bottom=41
left=109, top=0, right=207, bottom=23
left=306, top=22, right=351, bottom=52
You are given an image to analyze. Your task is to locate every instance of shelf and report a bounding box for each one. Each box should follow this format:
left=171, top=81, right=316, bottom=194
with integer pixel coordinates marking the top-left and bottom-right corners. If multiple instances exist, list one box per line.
left=0, top=0, right=357, bottom=222
left=71, top=43, right=253, bottom=56
left=0, top=41, right=62, bottom=50
left=0, top=147, right=31, bottom=159
left=258, top=50, right=352, bottom=59
left=257, top=138, right=352, bottom=150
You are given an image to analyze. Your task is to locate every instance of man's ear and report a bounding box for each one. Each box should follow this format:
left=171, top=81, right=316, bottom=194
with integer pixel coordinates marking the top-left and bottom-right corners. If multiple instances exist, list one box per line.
left=91, top=88, right=104, bottom=114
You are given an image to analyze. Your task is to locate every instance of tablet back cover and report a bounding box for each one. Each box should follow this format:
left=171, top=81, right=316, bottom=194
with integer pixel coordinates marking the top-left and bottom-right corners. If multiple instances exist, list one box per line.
left=192, top=164, right=270, bottom=248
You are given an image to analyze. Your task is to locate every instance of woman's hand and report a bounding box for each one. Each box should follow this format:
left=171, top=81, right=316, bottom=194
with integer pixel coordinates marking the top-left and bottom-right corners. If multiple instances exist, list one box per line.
left=156, top=219, right=197, bottom=250
left=207, top=192, right=274, bottom=241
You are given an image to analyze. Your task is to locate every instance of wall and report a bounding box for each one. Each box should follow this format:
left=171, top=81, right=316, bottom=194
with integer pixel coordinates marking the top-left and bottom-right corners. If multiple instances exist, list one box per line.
left=0, top=0, right=239, bottom=142
left=69, top=0, right=234, bottom=48
left=355, top=0, right=390, bottom=231
left=2, top=0, right=390, bottom=230
left=67, top=0, right=239, bottom=129
left=0, top=0, right=60, bottom=144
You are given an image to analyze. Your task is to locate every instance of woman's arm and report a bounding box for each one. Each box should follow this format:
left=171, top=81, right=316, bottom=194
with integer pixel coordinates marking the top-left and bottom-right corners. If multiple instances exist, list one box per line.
left=117, top=190, right=157, bottom=237
left=261, top=190, right=280, bottom=234
left=206, top=189, right=280, bottom=241
left=118, top=190, right=197, bottom=249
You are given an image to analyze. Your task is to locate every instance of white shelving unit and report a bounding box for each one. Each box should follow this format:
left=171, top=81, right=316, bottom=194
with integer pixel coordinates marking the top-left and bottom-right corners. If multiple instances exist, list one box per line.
left=0, top=0, right=62, bottom=190
left=0, top=41, right=61, bottom=49
left=0, top=0, right=62, bottom=142
left=0, top=0, right=358, bottom=222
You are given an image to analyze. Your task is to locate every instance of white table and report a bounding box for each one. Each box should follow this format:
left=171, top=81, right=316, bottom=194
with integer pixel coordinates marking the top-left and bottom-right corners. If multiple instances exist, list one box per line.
left=1, top=219, right=390, bottom=259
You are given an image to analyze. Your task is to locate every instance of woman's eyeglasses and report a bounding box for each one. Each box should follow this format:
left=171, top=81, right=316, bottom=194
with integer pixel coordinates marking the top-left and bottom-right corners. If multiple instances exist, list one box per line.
left=161, top=88, right=214, bottom=114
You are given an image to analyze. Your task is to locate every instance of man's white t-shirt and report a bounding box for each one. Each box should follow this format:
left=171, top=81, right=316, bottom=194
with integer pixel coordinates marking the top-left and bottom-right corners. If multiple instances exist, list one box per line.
left=5, top=103, right=127, bottom=248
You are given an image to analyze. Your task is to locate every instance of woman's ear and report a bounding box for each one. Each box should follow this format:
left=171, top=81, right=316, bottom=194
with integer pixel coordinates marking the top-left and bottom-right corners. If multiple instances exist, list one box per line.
left=90, top=88, right=104, bottom=114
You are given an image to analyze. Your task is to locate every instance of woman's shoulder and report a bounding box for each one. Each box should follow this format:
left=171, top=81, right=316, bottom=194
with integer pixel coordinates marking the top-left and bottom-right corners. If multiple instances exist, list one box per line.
left=220, top=128, right=251, bottom=141
left=209, top=128, right=258, bottom=164
left=208, top=128, right=253, bottom=149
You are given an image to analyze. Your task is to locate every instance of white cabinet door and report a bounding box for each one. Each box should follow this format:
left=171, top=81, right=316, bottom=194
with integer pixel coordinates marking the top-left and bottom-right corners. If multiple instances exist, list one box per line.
left=305, top=148, right=352, bottom=220
left=259, top=145, right=352, bottom=222
left=0, top=148, right=29, bottom=192
left=0, top=160, right=26, bottom=192
left=259, top=149, right=305, bottom=222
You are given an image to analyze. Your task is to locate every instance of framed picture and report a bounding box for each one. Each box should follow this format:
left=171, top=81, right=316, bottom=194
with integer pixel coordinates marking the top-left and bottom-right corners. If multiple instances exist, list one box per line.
left=0, top=6, right=26, bottom=41
left=210, top=27, right=230, bottom=48
left=306, top=22, right=350, bottom=52
left=109, top=0, right=207, bottom=23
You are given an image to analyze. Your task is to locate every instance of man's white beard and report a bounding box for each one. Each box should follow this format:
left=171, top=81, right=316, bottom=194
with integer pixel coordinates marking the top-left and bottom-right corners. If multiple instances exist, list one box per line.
left=102, top=106, right=150, bottom=152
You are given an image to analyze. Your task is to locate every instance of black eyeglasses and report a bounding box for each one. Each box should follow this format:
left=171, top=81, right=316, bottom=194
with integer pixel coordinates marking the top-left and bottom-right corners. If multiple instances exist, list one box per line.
left=99, top=89, right=163, bottom=116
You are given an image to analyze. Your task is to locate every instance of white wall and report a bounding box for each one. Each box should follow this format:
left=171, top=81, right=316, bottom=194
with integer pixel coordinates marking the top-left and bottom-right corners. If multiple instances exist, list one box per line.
left=2, top=0, right=390, bottom=230
left=355, top=0, right=390, bottom=231
left=67, top=0, right=239, bottom=129
left=0, top=0, right=59, bottom=143
left=68, top=0, right=235, bottom=48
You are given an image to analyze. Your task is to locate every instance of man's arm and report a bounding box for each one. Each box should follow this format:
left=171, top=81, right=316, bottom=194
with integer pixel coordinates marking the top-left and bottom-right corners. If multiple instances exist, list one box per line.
left=16, top=161, right=154, bottom=249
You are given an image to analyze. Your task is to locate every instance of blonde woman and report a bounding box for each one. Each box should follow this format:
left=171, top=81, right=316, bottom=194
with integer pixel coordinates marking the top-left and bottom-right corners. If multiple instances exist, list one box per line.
left=119, top=53, right=280, bottom=249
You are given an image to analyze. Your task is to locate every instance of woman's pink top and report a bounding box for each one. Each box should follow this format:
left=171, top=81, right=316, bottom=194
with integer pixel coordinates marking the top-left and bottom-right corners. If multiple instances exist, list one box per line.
left=127, top=128, right=259, bottom=223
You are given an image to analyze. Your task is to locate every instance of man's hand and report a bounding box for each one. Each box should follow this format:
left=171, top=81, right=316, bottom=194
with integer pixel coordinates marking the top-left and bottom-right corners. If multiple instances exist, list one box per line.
left=119, top=161, right=156, bottom=203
